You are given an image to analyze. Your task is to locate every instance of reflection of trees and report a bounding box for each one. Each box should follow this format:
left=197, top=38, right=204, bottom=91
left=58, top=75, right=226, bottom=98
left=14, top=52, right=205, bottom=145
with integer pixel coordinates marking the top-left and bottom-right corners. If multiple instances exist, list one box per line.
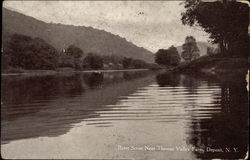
left=83, top=73, right=104, bottom=89
left=60, top=74, right=85, bottom=95
left=123, top=71, right=150, bottom=81
left=123, top=72, right=133, bottom=80
left=156, top=72, right=180, bottom=87
left=181, top=74, right=202, bottom=96
left=2, top=75, right=61, bottom=105
left=1, top=75, right=87, bottom=119
left=1, top=71, right=155, bottom=143
left=187, top=74, right=248, bottom=159
left=181, top=74, right=201, bottom=88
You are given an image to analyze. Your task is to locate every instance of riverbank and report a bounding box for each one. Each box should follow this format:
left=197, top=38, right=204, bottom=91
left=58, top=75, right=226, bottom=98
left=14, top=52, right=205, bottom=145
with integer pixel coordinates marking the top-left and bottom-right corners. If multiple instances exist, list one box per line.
left=173, top=54, right=248, bottom=75
left=1, top=68, right=151, bottom=76
left=165, top=54, right=249, bottom=88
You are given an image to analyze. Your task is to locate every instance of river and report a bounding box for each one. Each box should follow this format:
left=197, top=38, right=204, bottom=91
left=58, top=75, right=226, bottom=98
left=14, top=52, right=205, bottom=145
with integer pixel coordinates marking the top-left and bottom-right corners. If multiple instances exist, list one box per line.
left=1, top=70, right=248, bottom=159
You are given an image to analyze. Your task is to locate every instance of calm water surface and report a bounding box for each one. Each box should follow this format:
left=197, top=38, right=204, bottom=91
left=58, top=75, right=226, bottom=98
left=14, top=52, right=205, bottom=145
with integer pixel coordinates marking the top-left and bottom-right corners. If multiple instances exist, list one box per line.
left=1, top=70, right=248, bottom=159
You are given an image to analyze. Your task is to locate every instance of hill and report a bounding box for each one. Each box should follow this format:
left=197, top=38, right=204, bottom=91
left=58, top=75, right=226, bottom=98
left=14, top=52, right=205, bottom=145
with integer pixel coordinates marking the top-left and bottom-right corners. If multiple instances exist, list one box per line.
left=2, top=8, right=154, bottom=63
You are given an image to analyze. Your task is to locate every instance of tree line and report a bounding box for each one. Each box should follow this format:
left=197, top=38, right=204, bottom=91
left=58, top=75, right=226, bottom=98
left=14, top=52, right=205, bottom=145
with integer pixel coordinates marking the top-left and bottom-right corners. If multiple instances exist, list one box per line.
left=155, top=36, right=202, bottom=67
left=2, top=34, right=157, bottom=72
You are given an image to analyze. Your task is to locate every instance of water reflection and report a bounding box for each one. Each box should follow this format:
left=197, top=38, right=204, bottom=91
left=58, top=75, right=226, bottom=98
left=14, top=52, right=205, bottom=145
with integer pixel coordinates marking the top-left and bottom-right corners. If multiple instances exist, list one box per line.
left=1, top=71, right=152, bottom=143
left=156, top=72, right=180, bottom=87
left=1, top=70, right=248, bottom=159
left=155, top=72, right=248, bottom=159
left=83, top=73, right=104, bottom=89
left=186, top=73, right=248, bottom=159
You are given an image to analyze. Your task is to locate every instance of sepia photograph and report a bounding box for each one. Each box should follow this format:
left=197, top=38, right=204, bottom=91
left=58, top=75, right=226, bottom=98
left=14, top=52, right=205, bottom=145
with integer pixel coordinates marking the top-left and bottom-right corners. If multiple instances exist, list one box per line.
left=1, top=0, right=249, bottom=159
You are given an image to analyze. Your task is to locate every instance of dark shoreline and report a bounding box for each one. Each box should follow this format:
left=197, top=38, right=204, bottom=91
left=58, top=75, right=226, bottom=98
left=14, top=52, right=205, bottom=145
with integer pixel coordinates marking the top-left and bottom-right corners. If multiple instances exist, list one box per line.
left=1, top=68, right=151, bottom=76
left=174, top=56, right=248, bottom=74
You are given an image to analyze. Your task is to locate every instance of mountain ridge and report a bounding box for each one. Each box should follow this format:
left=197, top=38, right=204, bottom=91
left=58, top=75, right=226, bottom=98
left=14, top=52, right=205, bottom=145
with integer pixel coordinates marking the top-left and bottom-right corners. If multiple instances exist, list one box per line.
left=2, top=8, right=155, bottom=63
left=2, top=8, right=216, bottom=63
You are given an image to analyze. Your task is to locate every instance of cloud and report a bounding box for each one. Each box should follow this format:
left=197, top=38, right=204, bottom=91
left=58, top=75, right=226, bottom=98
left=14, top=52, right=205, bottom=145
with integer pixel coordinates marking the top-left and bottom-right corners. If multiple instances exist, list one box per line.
left=4, top=1, right=210, bottom=52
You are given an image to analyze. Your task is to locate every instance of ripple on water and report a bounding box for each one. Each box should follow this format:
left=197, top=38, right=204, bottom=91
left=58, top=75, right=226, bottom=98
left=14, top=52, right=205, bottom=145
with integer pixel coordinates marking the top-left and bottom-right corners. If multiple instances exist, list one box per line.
left=85, top=83, right=222, bottom=125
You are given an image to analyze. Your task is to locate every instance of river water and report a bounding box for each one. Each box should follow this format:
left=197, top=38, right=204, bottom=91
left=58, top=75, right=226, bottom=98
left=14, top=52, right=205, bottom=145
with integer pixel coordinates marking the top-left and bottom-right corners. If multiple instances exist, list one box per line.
left=1, top=70, right=248, bottom=159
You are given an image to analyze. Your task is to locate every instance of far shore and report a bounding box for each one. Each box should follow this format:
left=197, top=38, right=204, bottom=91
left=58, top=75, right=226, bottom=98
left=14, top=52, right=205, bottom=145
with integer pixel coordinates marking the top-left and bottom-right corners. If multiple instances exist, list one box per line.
left=1, top=68, right=151, bottom=76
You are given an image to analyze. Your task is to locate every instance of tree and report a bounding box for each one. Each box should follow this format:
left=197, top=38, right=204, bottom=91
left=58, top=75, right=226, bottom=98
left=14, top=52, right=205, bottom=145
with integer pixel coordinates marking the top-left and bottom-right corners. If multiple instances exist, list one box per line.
left=181, top=36, right=200, bottom=61
left=1, top=53, right=11, bottom=71
left=65, top=45, right=84, bottom=59
left=83, top=53, right=103, bottom=69
left=4, top=34, right=59, bottom=69
left=155, top=49, right=168, bottom=66
left=207, top=46, right=216, bottom=56
left=132, top=59, right=147, bottom=69
left=58, top=51, right=74, bottom=68
left=155, top=45, right=181, bottom=66
left=65, top=45, right=84, bottom=70
left=122, top=57, right=133, bottom=69
left=122, top=57, right=149, bottom=69
left=181, top=0, right=249, bottom=56
left=168, top=46, right=181, bottom=66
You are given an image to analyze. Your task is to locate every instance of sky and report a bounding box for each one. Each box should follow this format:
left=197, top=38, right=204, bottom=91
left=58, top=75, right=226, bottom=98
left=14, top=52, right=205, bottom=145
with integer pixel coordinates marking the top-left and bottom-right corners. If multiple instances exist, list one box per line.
left=4, top=1, right=211, bottom=53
